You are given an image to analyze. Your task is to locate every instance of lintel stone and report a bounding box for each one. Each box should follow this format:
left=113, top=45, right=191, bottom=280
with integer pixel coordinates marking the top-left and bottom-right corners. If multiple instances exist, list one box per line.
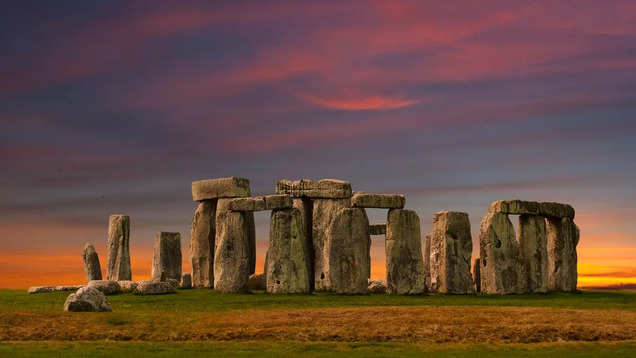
left=489, top=200, right=575, bottom=219
left=352, top=193, right=405, bottom=209
left=276, top=179, right=352, bottom=199
left=229, top=195, right=293, bottom=211
left=192, top=177, right=250, bottom=201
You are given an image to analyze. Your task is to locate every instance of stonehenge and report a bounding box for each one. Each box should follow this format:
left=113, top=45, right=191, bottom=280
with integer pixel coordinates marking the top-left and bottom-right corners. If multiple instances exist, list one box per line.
left=385, top=209, right=426, bottom=294
left=106, top=214, right=131, bottom=281
left=82, top=243, right=102, bottom=282
left=151, top=232, right=182, bottom=282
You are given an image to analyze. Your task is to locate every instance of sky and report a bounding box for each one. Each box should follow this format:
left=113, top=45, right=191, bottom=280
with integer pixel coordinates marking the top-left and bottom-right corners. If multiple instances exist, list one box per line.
left=1, top=1, right=635, bottom=289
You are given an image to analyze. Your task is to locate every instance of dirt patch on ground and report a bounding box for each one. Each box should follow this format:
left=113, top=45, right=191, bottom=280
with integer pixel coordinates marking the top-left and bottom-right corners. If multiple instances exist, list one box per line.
left=2, top=306, right=636, bottom=343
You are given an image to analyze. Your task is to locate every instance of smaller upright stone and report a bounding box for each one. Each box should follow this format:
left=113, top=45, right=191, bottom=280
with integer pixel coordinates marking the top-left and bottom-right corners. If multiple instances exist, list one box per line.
left=192, top=177, right=251, bottom=201
left=190, top=200, right=216, bottom=288
left=424, top=234, right=431, bottom=291
left=64, top=286, right=111, bottom=312
left=472, top=258, right=481, bottom=293
left=547, top=217, right=578, bottom=292
left=385, top=209, right=425, bottom=295
left=181, top=273, right=192, bottom=289
left=214, top=198, right=251, bottom=293
left=369, top=224, right=387, bottom=236
left=106, top=214, right=131, bottom=281
left=82, top=243, right=102, bottom=282
left=518, top=215, right=548, bottom=293
left=151, top=232, right=182, bottom=282
left=351, top=193, right=405, bottom=209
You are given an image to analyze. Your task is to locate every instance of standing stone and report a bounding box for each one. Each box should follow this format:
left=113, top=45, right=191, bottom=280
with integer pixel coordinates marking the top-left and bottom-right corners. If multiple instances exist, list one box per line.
left=518, top=215, right=548, bottom=293
left=430, top=211, right=474, bottom=294
left=293, top=198, right=314, bottom=291
left=190, top=200, right=216, bottom=288
left=547, top=217, right=579, bottom=292
left=385, top=209, right=425, bottom=295
left=266, top=208, right=311, bottom=293
left=424, top=234, right=431, bottom=291
left=181, top=273, right=192, bottom=289
left=325, top=208, right=370, bottom=294
left=472, top=258, right=481, bottom=292
left=214, top=198, right=251, bottom=293
left=151, top=232, right=182, bottom=282
left=479, top=213, right=521, bottom=294
left=82, top=243, right=102, bottom=282
left=106, top=215, right=131, bottom=281
left=312, top=198, right=351, bottom=290
left=246, top=211, right=256, bottom=275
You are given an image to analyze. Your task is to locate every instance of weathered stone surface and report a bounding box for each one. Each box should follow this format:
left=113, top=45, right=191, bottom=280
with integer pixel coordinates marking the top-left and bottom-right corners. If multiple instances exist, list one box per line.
left=248, top=273, right=265, bottom=291
left=312, top=198, right=351, bottom=290
left=55, top=285, right=83, bottom=291
left=540, top=202, right=575, bottom=219
left=64, top=286, right=111, bottom=312
left=276, top=179, right=352, bottom=199
left=293, top=198, right=314, bottom=291
left=82, top=243, right=102, bottom=282
left=472, top=258, right=481, bottom=293
left=151, top=232, right=182, bottom=282
left=424, top=234, right=431, bottom=291
left=181, top=273, right=192, bottom=289
left=134, top=280, right=176, bottom=295
left=190, top=200, right=216, bottom=288
left=518, top=215, right=548, bottom=293
left=166, top=278, right=180, bottom=290
left=369, top=224, right=386, bottom=236
left=325, top=208, right=370, bottom=294
left=192, top=177, right=251, bottom=201
left=430, top=211, right=474, bottom=294
left=547, top=217, right=579, bottom=292
left=87, top=280, right=122, bottom=295
left=229, top=195, right=293, bottom=211
left=266, top=208, right=311, bottom=294
left=351, top=193, right=405, bottom=209
left=213, top=198, right=251, bottom=293
left=368, top=279, right=387, bottom=293
left=106, top=214, right=131, bottom=281
left=28, top=286, right=55, bottom=294
left=117, top=280, right=137, bottom=293
left=479, top=213, right=522, bottom=294
left=386, top=209, right=425, bottom=295
left=489, top=200, right=540, bottom=216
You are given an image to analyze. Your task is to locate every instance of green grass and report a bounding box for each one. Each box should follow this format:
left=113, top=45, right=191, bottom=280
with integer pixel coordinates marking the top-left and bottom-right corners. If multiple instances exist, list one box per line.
left=2, top=341, right=636, bottom=357
left=1, top=289, right=636, bottom=313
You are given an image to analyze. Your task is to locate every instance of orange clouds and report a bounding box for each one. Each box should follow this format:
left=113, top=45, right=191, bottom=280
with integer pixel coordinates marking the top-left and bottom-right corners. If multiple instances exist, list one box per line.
left=299, top=94, right=420, bottom=111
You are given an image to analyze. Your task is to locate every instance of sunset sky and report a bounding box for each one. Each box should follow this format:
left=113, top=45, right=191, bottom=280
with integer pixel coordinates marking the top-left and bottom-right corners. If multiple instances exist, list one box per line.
left=1, top=1, right=635, bottom=289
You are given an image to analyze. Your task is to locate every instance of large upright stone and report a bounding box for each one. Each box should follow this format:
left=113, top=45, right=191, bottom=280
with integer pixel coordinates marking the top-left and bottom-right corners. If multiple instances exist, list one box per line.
left=293, top=198, right=314, bottom=291
left=473, top=258, right=481, bottom=292
left=276, top=179, right=352, bottom=199
left=430, top=211, right=474, bottom=294
left=424, top=234, right=431, bottom=291
left=518, top=215, right=548, bottom=293
left=385, top=209, right=425, bottom=295
left=151, top=232, right=182, bottom=282
left=547, top=217, right=579, bottom=292
left=192, top=177, right=251, bottom=201
left=351, top=193, right=405, bottom=209
left=312, top=198, right=351, bottom=290
left=266, top=208, right=311, bottom=294
left=190, top=200, right=216, bottom=288
left=325, top=208, right=370, bottom=294
left=213, top=198, right=251, bottom=293
left=82, top=243, right=102, bottom=282
left=479, top=213, right=521, bottom=294
left=106, top=215, right=131, bottom=281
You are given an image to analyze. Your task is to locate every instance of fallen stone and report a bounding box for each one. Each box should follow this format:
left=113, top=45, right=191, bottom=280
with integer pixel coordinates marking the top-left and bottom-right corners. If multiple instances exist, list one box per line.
left=518, top=215, right=548, bottom=293
left=248, top=273, right=265, bottom=291
left=181, top=273, right=192, bottom=289
left=166, top=278, right=180, bottom=290
left=489, top=200, right=540, bottom=216
left=540, top=202, right=575, bottom=219
left=547, top=217, right=579, bottom=292
left=229, top=195, right=293, bottom=211
left=55, top=285, right=83, bottom=292
left=293, top=198, right=314, bottom=291
left=386, top=209, right=425, bottom=295
left=430, top=211, right=474, bottom=294
left=213, top=198, right=251, bottom=293
left=276, top=179, right=352, bottom=199
left=82, top=243, right=102, bottom=282
left=117, top=280, right=138, bottom=293
left=266, top=208, right=312, bottom=294
left=151, top=232, right=182, bottom=282
left=351, top=193, right=405, bottom=209
left=312, top=198, right=351, bottom=291
left=472, top=258, right=481, bottom=293
left=88, top=280, right=122, bottom=295
left=369, top=224, right=386, bottom=236
left=190, top=200, right=216, bottom=288
left=479, top=213, right=522, bottom=294
left=325, top=208, right=370, bottom=294
left=134, top=280, right=176, bottom=295
left=28, top=286, right=55, bottom=294
left=64, top=286, right=111, bottom=312
left=192, top=177, right=251, bottom=201
left=106, top=214, right=132, bottom=281
left=368, top=279, right=387, bottom=293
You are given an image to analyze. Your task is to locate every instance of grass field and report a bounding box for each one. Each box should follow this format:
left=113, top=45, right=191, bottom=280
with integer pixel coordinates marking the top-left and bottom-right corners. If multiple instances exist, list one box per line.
left=1, top=289, right=636, bottom=357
